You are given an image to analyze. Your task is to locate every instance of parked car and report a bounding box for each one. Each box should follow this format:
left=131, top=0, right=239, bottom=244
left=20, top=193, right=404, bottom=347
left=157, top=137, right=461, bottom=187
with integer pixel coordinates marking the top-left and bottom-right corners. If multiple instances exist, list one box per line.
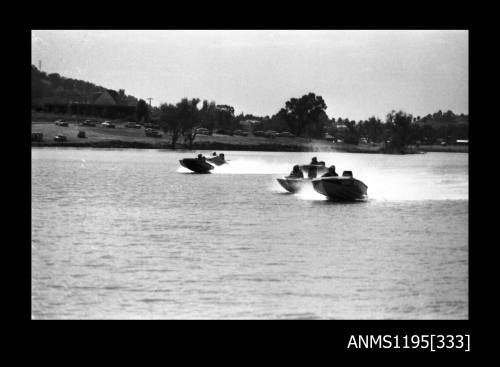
left=54, top=134, right=67, bottom=142
left=125, top=122, right=142, bottom=128
left=55, top=120, right=68, bottom=127
left=195, top=127, right=210, bottom=135
left=145, top=128, right=162, bottom=138
left=31, top=132, right=43, bottom=142
left=144, top=123, right=160, bottom=129
left=77, top=131, right=87, bottom=138
left=101, top=121, right=115, bottom=128
left=253, top=130, right=266, bottom=137
left=215, top=129, right=233, bottom=136
left=276, top=131, right=295, bottom=138
left=233, top=129, right=248, bottom=136
left=264, top=130, right=278, bottom=138
left=81, top=120, right=96, bottom=127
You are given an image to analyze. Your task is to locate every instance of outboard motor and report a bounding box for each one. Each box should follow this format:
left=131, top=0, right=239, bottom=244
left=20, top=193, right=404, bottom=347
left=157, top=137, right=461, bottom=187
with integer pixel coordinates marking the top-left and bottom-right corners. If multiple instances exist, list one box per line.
left=342, top=171, right=353, bottom=177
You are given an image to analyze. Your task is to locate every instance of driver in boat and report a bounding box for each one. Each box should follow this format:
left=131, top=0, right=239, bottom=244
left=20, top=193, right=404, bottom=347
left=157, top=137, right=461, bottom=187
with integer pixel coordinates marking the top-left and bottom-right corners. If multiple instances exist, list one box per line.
left=321, top=165, right=339, bottom=177
left=287, top=165, right=304, bottom=178
left=197, top=153, right=206, bottom=162
left=310, top=157, right=325, bottom=166
left=208, top=153, right=225, bottom=164
left=308, top=157, right=324, bottom=178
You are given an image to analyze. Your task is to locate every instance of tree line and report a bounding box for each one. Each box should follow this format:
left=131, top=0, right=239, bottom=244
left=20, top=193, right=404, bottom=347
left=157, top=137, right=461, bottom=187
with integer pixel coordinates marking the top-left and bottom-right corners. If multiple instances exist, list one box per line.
left=142, top=92, right=467, bottom=151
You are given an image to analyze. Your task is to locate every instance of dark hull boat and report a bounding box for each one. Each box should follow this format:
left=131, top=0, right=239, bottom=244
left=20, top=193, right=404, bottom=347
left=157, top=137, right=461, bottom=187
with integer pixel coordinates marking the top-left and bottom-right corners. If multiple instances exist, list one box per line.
left=276, top=177, right=311, bottom=193
left=179, top=158, right=214, bottom=173
left=312, top=176, right=368, bottom=201
left=276, top=164, right=328, bottom=193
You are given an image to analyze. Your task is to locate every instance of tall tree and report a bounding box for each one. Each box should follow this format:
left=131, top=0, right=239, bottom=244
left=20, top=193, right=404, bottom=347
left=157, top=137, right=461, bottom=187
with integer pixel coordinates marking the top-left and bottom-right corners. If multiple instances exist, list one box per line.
left=159, top=103, right=181, bottom=148
left=199, top=100, right=217, bottom=134
left=215, top=104, right=236, bottom=131
left=179, top=98, right=201, bottom=149
left=136, top=99, right=150, bottom=124
left=279, top=93, right=327, bottom=137
left=361, top=116, right=384, bottom=143
left=159, top=98, right=201, bottom=149
left=386, top=110, right=413, bottom=152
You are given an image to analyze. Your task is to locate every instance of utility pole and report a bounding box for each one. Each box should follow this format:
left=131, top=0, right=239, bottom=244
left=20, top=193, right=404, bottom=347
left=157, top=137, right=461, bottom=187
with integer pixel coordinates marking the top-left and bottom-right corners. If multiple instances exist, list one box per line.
left=39, top=60, right=42, bottom=71
left=146, top=97, right=153, bottom=107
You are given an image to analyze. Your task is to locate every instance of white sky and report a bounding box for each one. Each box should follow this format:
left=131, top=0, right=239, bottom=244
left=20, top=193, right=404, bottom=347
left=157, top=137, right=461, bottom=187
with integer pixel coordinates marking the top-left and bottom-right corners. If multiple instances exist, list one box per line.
left=31, top=30, right=468, bottom=121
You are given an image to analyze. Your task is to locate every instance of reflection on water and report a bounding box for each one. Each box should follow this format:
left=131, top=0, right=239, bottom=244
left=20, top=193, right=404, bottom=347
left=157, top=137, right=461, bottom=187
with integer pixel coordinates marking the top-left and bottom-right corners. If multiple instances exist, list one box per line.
left=32, top=148, right=468, bottom=319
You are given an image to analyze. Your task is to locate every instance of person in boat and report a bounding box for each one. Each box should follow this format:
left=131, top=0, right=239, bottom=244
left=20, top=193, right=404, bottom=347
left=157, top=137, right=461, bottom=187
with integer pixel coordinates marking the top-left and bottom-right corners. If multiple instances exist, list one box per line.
left=288, top=165, right=304, bottom=178
left=197, top=153, right=206, bottom=162
left=321, top=165, right=339, bottom=177
left=208, top=153, right=226, bottom=165
left=308, top=157, right=323, bottom=178
left=212, top=152, right=217, bottom=156
left=310, top=156, right=325, bottom=166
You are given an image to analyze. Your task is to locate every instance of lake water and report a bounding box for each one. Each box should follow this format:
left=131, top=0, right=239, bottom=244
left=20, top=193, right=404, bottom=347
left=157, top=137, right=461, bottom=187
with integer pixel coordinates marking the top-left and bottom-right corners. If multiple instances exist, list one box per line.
left=31, top=148, right=468, bottom=319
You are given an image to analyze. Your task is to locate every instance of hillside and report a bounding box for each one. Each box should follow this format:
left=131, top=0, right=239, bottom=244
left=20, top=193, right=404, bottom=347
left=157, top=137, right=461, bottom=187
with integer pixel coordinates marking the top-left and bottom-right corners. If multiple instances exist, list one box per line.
left=31, top=65, right=139, bottom=107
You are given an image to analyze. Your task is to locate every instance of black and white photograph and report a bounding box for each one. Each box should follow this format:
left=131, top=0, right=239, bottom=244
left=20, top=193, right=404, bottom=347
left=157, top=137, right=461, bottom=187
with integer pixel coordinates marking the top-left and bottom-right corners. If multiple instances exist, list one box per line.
left=31, top=30, right=468, bottom=320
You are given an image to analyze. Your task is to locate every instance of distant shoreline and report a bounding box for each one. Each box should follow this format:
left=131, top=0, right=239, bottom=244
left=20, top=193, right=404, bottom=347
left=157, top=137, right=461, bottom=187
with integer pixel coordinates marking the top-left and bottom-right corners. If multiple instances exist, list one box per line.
left=31, top=121, right=468, bottom=154
left=31, top=140, right=468, bottom=153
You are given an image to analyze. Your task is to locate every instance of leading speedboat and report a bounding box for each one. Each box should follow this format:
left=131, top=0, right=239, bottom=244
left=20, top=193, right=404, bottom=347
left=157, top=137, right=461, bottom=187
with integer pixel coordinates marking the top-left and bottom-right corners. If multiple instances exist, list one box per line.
left=179, top=153, right=228, bottom=173
left=179, top=158, right=214, bottom=173
left=312, top=171, right=368, bottom=201
left=276, top=164, right=328, bottom=193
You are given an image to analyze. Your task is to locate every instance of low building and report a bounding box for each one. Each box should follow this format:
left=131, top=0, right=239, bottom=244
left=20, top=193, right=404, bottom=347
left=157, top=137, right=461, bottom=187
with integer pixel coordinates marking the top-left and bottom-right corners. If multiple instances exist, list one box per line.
left=332, top=123, right=349, bottom=131
left=239, top=119, right=260, bottom=130
left=91, top=90, right=120, bottom=105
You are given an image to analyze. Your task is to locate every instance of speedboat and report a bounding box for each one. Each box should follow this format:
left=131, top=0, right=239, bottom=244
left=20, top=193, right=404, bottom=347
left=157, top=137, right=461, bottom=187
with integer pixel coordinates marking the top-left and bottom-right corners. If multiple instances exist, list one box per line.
left=206, top=155, right=228, bottom=166
left=276, top=176, right=310, bottom=193
left=179, top=158, right=214, bottom=173
left=179, top=153, right=228, bottom=173
left=276, top=164, right=328, bottom=193
left=312, top=171, right=368, bottom=201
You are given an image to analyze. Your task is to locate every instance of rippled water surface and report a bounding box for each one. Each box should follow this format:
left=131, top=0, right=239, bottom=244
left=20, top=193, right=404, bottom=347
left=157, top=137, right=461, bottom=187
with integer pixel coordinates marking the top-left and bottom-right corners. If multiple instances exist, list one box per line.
left=32, top=148, right=468, bottom=319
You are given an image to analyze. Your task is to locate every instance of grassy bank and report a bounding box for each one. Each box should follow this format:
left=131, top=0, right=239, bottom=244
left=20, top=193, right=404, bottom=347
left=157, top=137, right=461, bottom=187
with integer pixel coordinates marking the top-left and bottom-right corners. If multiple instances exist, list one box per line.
left=31, top=120, right=468, bottom=153
left=416, top=145, right=469, bottom=153
left=31, top=120, right=385, bottom=153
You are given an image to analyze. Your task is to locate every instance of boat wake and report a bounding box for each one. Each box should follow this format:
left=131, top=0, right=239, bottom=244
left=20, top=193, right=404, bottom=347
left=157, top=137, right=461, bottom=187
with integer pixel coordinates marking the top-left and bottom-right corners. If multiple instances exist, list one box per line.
left=295, top=184, right=327, bottom=201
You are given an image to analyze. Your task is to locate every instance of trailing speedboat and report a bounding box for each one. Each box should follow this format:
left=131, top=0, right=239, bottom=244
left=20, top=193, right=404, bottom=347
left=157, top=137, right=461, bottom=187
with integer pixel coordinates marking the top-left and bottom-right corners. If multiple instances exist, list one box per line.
left=276, top=177, right=309, bottom=193
left=276, top=164, right=328, bottom=193
left=312, top=171, right=368, bottom=201
left=206, top=154, right=228, bottom=166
